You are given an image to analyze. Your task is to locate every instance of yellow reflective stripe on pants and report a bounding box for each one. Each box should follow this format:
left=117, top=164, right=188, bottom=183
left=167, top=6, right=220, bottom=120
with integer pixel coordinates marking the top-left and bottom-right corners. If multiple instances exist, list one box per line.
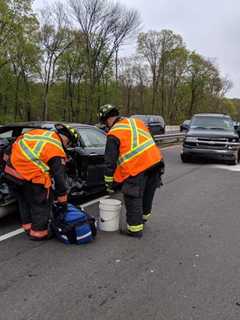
left=143, top=213, right=151, bottom=220
left=127, top=224, right=143, bottom=232
left=104, top=175, right=113, bottom=182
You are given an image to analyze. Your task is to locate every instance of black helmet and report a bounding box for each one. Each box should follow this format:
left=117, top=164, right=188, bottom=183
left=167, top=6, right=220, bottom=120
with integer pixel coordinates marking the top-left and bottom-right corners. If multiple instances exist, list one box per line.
left=55, top=123, right=80, bottom=147
left=97, top=104, right=119, bottom=123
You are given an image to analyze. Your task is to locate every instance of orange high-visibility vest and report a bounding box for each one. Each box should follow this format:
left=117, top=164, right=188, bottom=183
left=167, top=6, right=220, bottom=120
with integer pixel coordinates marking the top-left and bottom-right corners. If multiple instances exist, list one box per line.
left=108, top=118, right=163, bottom=183
left=9, top=129, right=66, bottom=188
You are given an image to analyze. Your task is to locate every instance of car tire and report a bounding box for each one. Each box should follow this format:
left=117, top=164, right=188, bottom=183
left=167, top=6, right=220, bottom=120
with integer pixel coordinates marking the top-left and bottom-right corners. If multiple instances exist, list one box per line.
left=181, top=154, right=191, bottom=163
left=227, top=154, right=239, bottom=165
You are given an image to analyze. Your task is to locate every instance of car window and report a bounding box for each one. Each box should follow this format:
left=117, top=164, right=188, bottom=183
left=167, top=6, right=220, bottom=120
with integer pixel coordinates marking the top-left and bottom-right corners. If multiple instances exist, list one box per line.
left=190, top=116, right=234, bottom=131
left=77, top=128, right=106, bottom=147
left=0, top=130, right=13, bottom=138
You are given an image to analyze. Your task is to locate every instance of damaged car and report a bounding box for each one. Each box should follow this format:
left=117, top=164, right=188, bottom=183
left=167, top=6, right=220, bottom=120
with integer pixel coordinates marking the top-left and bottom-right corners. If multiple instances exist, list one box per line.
left=0, top=121, right=107, bottom=217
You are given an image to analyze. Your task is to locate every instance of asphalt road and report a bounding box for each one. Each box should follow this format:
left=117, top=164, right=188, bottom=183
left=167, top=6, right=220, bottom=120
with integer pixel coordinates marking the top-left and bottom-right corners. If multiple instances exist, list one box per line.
left=1, top=145, right=240, bottom=320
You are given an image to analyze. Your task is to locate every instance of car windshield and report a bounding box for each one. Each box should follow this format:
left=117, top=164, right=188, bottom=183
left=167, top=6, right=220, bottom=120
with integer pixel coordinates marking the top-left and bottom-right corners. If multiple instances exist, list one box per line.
left=190, top=116, right=234, bottom=131
left=77, top=128, right=106, bottom=148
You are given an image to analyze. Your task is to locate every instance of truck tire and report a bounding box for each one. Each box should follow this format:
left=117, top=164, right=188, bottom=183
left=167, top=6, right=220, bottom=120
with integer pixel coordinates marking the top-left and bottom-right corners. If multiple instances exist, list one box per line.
left=181, top=153, right=191, bottom=163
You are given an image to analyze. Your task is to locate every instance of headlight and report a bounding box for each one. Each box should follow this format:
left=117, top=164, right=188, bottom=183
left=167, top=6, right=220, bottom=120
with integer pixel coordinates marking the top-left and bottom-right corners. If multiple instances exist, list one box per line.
left=185, top=137, right=198, bottom=143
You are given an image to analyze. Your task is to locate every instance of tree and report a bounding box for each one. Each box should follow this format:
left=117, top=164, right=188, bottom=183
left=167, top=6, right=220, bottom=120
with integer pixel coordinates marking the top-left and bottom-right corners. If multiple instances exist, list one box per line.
left=69, top=0, right=140, bottom=121
left=56, top=31, right=86, bottom=121
left=138, top=30, right=184, bottom=115
left=37, top=2, right=73, bottom=120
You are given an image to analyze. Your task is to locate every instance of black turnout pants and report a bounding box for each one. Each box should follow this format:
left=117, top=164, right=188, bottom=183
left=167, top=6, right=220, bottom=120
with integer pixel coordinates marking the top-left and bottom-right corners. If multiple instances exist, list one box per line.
left=122, top=166, right=161, bottom=228
left=9, top=181, right=51, bottom=231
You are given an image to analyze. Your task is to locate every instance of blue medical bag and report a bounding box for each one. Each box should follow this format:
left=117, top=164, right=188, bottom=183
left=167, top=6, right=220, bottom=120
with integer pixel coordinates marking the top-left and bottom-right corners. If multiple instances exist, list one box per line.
left=52, top=204, right=97, bottom=244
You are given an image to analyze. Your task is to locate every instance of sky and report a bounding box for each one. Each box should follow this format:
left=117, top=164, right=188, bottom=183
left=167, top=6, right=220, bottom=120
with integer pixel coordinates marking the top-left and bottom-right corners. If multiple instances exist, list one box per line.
left=33, top=0, right=240, bottom=99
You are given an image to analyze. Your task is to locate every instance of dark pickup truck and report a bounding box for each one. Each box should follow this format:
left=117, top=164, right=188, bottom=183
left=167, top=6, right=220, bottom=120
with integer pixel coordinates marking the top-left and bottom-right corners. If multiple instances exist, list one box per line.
left=181, top=113, right=240, bottom=165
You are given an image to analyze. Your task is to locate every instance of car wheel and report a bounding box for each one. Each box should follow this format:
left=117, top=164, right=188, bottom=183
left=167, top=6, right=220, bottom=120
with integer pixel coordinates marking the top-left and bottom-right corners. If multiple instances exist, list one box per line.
left=226, top=151, right=239, bottom=165
left=181, top=153, right=191, bottom=163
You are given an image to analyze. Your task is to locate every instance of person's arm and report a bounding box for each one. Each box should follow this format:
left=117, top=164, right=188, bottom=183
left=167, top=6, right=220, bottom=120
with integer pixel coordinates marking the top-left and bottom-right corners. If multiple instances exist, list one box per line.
left=48, top=156, right=67, bottom=203
left=104, top=135, right=120, bottom=191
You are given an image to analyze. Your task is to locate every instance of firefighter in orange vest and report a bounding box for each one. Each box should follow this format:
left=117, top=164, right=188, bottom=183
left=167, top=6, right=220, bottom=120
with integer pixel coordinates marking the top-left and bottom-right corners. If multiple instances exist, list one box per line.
left=4, top=124, right=80, bottom=241
left=98, top=105, right=165, bottom=238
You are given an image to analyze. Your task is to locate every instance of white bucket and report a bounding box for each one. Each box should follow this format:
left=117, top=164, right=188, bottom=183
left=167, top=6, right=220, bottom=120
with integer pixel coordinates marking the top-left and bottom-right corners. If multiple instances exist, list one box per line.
left=99, top=199, right=122, bottom=231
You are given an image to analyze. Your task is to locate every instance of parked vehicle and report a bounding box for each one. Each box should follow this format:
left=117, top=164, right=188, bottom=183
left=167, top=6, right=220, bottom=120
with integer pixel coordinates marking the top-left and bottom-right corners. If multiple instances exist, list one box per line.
left=131, top=115, right=165, bottom=136
left=180, top=120, right=190, bottom=132
left=0, top=121, right=107, bottom=217
left=181, top=113, right=240, bottom=165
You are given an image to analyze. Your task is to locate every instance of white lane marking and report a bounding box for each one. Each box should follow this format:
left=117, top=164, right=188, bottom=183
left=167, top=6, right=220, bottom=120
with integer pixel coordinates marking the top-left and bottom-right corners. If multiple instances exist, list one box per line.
left=0, top=195, right=110, bottom=243
left=211, top=164, right=240, bottom=172
left=0, top=228, right=24, bottom=242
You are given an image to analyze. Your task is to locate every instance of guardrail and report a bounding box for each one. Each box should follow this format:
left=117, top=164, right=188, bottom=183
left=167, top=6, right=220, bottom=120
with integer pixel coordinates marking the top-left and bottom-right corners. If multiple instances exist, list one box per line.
left=154, top=132, right=185, bottom=144
left=165, top=125, right=180, bottom=132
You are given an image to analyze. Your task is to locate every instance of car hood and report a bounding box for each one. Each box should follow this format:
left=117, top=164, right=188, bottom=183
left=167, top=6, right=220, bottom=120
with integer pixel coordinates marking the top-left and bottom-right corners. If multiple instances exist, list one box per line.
left=187, top=129, right=238, bottom=139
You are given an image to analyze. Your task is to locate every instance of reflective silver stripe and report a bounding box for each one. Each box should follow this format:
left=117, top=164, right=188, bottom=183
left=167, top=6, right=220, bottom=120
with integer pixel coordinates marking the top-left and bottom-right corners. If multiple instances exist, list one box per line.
left=110, top=120, right=155, bottom=166
left=110, top=124, right=129, bottom=130
left=23, top=134, right=63, bottom=150
left=118, top=138, right=155, bottom=165
left=33, top=131, right=53, bottom=155
left=128, top=118, right=138, bottom=149
left=76, top=231, right=92, bottom=240
left=18, top=139, right=49, bottom=173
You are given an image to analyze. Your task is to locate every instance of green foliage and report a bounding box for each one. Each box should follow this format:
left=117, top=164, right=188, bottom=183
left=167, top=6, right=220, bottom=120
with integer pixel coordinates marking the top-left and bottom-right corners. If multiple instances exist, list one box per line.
left=0, top=1, right=239, bottom=125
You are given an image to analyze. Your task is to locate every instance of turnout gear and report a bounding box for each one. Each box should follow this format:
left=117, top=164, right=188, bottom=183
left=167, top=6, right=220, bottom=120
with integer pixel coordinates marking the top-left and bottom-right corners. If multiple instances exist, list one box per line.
left=4, top=128, right=69, bottom=240
left=7, top=129, right=66, bottom=189
left=104, top=112, right=164, bottom=237
left=104, top=175, right=114, bottom=193
left=55, top=123, right=80, bottom=147
left=9, top=182, right=52, bottom=240
left=98, top=104, right=119, bottom=123
left=107, top=117, right=163, bottom=183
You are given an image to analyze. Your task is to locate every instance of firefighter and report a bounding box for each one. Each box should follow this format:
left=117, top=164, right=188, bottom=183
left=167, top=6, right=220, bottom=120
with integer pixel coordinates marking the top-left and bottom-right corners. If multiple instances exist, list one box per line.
left=98, top=104, right=165, bottom=238
left=4, top=124, right=79, bottom=240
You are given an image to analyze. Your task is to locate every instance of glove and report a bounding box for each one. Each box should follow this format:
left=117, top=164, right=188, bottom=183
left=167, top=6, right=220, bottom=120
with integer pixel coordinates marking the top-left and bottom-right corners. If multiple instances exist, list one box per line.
left=104, top=175, right=115, bottom=194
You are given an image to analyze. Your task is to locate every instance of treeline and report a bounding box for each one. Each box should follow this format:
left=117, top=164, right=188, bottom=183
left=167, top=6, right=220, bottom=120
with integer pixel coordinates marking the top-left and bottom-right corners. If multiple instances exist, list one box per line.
left=0, top=0, right=239, bottom=125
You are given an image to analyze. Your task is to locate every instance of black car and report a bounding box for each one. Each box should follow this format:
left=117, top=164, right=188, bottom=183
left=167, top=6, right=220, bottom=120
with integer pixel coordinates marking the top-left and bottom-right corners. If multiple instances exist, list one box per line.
left=0, top=121, right=107, bottom=217
left=181, top=113, right=240, bottom=164
left=131, top=115, right=165, bottom=136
